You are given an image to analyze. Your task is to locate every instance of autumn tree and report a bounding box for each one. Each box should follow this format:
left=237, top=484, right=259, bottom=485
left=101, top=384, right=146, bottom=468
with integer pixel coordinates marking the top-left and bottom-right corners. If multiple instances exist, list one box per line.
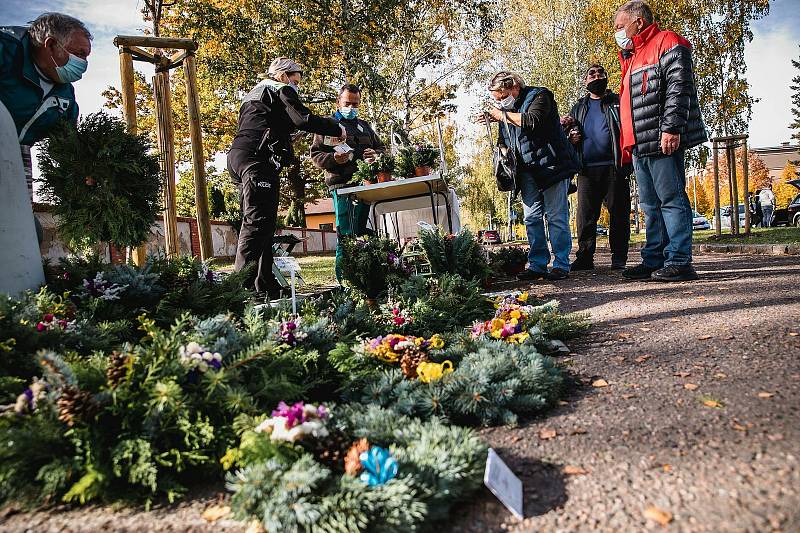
left=791, top=45, right=800, bottom=142
left=774, top=162, right=799, bottom=209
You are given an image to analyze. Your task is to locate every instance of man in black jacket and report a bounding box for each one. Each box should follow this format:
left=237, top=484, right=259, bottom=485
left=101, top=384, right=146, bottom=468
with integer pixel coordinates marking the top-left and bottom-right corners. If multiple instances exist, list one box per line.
left=310, top=84, right=386, bottom=283
left=568, top=64, right=632, bottom=271
left=227, top=57, right=344, bottom=299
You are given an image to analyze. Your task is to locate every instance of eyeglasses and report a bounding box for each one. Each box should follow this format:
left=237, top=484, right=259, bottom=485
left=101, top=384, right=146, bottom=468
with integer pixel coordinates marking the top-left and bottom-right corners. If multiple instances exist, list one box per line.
left=587, top=68, right=606, bottom=77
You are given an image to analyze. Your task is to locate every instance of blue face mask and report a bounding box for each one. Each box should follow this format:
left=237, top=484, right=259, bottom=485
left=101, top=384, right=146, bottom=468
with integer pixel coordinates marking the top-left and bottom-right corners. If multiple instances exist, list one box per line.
left=339, top=106, right=358, bottom=120
left=52, top=42, right=88, bottom=83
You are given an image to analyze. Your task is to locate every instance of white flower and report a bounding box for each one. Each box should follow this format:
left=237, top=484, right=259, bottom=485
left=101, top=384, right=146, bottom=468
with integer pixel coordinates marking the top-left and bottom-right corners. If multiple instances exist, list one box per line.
left=202, top=351, right=214, bottom=361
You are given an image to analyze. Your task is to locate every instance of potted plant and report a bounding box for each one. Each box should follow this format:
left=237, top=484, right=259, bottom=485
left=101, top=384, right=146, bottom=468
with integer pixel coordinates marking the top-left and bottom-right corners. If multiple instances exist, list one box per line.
left=352, top=160, right=377, bottom=186
left=372, top=154, right=395, bottom=183
left=340, top=236, right=408, bottom=299
left=489, top=246, right=529, bottom=277
left=396, top=144, right=440, bottom=178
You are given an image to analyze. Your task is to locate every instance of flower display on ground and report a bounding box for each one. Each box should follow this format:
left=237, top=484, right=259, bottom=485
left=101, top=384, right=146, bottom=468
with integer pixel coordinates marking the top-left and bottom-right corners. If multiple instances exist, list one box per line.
left=82, top=272, right=127, bottom=301
left=179, top=341, right=222, bottom=373
left=255, top=401, right=330, bottom=443
left=35, top=313, right=72, bottom=332
left=472, top=291, right=534, bottom=344
left=278, top=318, right=307, bottom=347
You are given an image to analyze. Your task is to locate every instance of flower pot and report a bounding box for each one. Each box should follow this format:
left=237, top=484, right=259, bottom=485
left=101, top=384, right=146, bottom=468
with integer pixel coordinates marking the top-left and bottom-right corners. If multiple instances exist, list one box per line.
left=505, top=263, right=526, bottom=276
left=414, top=165, right=432, bottom=177
left=376, top=172, right=393, bottom=183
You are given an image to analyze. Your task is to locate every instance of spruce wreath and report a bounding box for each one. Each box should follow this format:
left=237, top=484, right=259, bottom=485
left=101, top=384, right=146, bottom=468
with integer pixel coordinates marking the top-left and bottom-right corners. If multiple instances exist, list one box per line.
left=37, top=112, right=162, bottom=251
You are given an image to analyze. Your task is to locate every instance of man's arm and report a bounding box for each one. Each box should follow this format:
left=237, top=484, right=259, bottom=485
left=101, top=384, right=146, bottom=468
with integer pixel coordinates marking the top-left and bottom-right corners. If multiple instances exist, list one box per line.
left=660, top=44, right=694, bottom=135
left=278, top=86, right=342, bottom=136
left=309, top=133, right=339, bottom=171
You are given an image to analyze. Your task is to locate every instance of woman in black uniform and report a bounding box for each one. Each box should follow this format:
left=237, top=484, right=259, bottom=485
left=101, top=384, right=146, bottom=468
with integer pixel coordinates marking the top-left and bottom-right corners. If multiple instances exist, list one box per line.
left=227, top=57, right=345, bottom=299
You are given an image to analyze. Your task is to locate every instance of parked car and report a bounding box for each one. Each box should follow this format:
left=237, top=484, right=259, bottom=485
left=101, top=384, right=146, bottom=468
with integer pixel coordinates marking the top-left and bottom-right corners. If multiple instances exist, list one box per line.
left=716, top=204, right=748, bottom=229
left=692, top=211, right=711, bottom=231
left=596, top=224, right=609, bottom=236
left=772, top=179, right=800, bottom=227
left=481, top=229, right=502, bottom=245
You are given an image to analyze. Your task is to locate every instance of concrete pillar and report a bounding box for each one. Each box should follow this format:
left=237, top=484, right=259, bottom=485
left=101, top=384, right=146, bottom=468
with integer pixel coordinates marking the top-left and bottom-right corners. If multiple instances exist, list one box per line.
left=0, top=102, right=45, bottom=295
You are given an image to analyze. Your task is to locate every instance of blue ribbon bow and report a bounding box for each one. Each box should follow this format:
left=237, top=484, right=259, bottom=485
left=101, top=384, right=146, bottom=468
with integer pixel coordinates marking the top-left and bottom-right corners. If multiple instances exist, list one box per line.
left=359, top=446, right=398, bottom=486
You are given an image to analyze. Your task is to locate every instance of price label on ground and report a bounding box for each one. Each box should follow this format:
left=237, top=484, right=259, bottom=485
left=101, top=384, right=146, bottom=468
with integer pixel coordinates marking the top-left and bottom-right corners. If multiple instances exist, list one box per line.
left=274, top=256, right=301, bottom=273
left=484, top=448, right=523, bottom=519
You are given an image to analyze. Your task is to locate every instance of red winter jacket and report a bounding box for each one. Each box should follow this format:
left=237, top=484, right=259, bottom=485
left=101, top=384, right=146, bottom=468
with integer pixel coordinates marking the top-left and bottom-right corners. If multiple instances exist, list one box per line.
left=618, top=23, right=708, bottom=163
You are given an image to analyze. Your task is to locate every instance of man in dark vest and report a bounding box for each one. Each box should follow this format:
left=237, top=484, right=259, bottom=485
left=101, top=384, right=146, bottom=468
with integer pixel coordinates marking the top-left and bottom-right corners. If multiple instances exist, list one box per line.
left=310, top=84, right=386, bottom=283
left=480, top=71, right=580, bottom=281
left=567, top=63, right=632, bottom=271
left=227, top=57, right=344, bottom=299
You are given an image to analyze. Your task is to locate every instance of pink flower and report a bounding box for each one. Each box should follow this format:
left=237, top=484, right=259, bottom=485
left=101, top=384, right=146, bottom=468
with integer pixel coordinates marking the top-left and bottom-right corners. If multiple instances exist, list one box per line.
left=43, top=313, right=54, bottom=322
left=393, top=316, right=405, bottom=326
left=36, top=322, right=46, bottom=332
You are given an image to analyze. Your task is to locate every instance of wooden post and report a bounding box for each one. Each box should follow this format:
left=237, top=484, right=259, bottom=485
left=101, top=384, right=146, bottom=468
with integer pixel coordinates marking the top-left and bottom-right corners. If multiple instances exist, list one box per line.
left=183, top=52, right=213, bottom=261
left=728, top=145, right=739, bottom=235
left=742, top=141, right=751, bottom=236
left=712, top=142, right=721, bottom=237
left=118, top=48, right=149, bottom=265
left=153, top=70, right=179, bottom=255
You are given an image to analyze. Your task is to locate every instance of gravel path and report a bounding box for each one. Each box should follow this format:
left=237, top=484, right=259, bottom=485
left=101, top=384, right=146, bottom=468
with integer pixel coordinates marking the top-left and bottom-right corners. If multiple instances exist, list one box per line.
left=2, top=252, right=798, bottom=532
left=450, top=252, right=800, bottom=533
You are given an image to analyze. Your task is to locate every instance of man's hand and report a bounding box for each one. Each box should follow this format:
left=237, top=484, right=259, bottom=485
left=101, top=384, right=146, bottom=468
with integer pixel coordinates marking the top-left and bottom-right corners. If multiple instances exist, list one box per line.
left=661, top=132, right=681, bottom=155
left=333, top=151, right=350, bottom=164
left=363, top=148, right=378, bottom=164
left=476, top=109, right=502, bottom=125
left=568, top=129, right=581, bottom=145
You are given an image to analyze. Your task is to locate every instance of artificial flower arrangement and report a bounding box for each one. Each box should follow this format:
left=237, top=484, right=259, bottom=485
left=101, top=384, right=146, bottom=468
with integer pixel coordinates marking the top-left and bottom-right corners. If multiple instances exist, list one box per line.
left=360, top=333, right=450, bottom=380
left=277, top=317, right=307, bottom=347
left=471, top=291, right=534, bottom=344
left=178, top=341, right=223, bottom=373
left=255, top=401, right=330, bottom=443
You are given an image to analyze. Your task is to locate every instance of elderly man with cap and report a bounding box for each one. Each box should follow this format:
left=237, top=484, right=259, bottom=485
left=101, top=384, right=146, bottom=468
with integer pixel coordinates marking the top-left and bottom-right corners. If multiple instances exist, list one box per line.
left=228, top=57, right=345, bottom=300
left=1, top=12, right=91, bottom=204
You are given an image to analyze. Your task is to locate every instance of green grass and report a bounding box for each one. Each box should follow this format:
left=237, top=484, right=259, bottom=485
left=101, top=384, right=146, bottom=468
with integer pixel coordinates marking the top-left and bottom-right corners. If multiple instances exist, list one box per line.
left=597, top=226, right=800, bottom=246
left=296, top=254, right=337, bottom=289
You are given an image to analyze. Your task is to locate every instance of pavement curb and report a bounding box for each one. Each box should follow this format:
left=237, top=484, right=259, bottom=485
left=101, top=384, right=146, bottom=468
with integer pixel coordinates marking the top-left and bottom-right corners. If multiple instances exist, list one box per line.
left=597, top=242, right=800, bottom=256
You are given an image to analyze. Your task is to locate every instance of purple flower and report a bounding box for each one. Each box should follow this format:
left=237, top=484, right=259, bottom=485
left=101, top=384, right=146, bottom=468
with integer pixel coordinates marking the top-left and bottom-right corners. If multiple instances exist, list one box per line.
left=271, top=401, right=307, bottom=428
left=317, top=405, right=328, bottom=419
left=23, top=388, right=34, bottom=411
left=209, top=359, right=222, bottom=370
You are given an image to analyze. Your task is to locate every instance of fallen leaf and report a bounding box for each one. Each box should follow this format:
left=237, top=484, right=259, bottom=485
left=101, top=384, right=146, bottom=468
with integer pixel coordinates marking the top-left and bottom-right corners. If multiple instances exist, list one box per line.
left=538, top=427, right=557, bottom=440
left=621, top=393, right=638, bottom=400
left=558, top=400, right=570, bottom=406
left=674, top=371, right=691, bottom=378
left=757, top=392, right=775, bottom=398
left=639, top=327, right=652, bottom=332
left=731, top=422, right=748, bottom=432
left=592, top=379, right=609, bottom=388
left=510, top=435, right=523, bottom=443
left=618, top=332, right=632, bottom=339
left=789, top=332, right=799, bottom=337
left=644, top=506, right=673, bottom=526
left=611, top=356, right=625, bottom=363
left=702, top=398, right=723, bottom=408
left=698, top=335, right=712, bottom=340
left=662, top=464, right=672, bottom=473
left=570, top=427, right=588, bottom=435
left=563, top=465, right=589, bottom=475
left=669, top=318, right=681, bottom=323
left=202, top=505, right=231, bottom=522
left=684, top=383, right=699, bottom=391
left=635, top=354, right=653, bottom=363
left=714, top=373, right=727, bottom=379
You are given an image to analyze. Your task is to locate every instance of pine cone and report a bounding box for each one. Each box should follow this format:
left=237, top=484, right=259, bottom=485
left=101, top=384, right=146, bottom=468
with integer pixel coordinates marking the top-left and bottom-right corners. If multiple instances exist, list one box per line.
left=399, top=346, right=429, bottom=379
left=306, top=428, right=351, bottom=469
left=57, top=386, right=97, bottom=427
left=344, top=438, right=370, bottom=477
left=106, top=351, right=131, bottom=388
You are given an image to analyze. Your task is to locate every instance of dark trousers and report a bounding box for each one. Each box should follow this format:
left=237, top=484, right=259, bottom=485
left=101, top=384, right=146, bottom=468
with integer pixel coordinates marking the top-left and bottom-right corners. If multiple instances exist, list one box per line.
left=575, top=165, right=631, bottom=266
left=227, top=148, right=280, bottom=295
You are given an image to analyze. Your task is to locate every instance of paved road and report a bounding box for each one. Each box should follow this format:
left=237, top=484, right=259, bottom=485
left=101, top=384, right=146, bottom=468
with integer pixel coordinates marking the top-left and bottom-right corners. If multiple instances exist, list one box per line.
left=450, top=252, right=800, bottom=532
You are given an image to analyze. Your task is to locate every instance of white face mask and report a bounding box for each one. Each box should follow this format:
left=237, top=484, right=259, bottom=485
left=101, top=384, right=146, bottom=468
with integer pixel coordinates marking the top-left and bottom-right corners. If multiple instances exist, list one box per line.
left=492, top=94, right=516, bottom=110
left=615, top=28, right=633, bottom=49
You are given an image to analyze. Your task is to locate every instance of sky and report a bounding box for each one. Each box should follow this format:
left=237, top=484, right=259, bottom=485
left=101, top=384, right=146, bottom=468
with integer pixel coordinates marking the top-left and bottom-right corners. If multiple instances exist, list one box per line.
left=6, top=0, right=800, bottom=187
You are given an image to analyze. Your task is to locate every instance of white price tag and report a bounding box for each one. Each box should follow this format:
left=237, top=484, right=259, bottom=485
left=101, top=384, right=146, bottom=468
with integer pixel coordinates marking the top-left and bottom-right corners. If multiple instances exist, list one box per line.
left=274, top=256, right=301, bottom=273
left=484, top=448, right=523, bottom=519
left=333, top=143, right=353, bottom=154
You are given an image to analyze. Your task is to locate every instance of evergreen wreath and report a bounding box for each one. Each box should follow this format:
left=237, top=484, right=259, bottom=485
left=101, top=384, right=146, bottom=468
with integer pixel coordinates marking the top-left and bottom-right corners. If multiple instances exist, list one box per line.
left=37, top=112, right=162, bottom=250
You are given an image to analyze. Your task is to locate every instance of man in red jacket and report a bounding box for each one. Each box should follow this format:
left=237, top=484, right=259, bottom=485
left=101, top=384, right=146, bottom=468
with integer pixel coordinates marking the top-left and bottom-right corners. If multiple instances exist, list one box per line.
left=614, top=1, right=707, bottom=282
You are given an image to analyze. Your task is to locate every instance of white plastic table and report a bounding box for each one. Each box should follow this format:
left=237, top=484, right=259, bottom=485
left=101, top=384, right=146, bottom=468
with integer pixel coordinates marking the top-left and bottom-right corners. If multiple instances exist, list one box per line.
left=336, top=174, right=454, bottom=238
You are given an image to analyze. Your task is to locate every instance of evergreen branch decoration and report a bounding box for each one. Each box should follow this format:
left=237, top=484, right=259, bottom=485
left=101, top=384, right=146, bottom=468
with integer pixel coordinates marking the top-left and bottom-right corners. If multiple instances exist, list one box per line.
left=37, top=112, right=162, bottom=250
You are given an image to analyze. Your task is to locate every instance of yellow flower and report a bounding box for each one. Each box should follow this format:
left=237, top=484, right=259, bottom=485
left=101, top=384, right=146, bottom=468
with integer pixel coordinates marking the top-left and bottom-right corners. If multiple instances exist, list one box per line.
left=491, top=329, right=502, bottom=339
left=490, top=318, right=505, bottom=332
left=429, top=335, right=445, bottom=349
left=510, top=310, right=521, bottom=319
left=415, top=337, right=424, bottom=346
left=518, top=292, right=529, bottom=302
left=510, top=318, right=518, bottom=326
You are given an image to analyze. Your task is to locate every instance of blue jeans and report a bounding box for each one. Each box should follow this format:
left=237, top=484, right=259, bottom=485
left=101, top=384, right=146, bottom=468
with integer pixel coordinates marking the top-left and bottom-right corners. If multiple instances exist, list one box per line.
left=633, top=150, right=693, bottom=267
left=519, top=174, right=572, bottom=272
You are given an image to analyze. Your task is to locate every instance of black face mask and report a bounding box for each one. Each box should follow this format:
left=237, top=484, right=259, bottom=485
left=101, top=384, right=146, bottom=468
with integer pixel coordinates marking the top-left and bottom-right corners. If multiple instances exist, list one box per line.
left=587, top=78, right=608, bottom=96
